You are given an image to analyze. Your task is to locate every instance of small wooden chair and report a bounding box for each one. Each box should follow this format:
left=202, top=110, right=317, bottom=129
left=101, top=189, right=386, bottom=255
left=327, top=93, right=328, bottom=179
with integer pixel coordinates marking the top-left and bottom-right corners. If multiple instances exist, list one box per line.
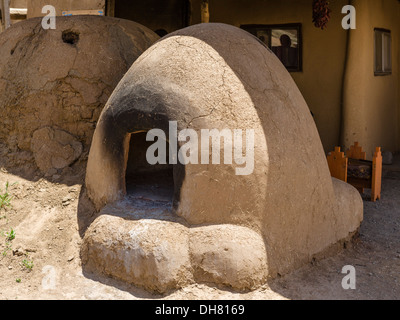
left=327, top=147, right=348, bottom=182
left=346, top=141, right=367, bottom=161
left=327, top=143, right=382, bottom=202
left=346, top=142, right=367, bottom=193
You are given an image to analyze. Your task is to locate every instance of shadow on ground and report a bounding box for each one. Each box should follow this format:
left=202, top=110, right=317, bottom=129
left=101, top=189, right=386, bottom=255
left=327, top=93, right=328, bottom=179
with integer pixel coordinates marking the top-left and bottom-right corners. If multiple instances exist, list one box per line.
left=267, top=156, right=400, bottom=300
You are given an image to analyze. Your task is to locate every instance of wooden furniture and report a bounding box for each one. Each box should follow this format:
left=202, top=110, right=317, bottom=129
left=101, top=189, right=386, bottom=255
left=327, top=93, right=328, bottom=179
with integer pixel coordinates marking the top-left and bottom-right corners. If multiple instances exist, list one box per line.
left=327, top=142, right=382, bottom=202
left=327, top=147, right=348, bottom=182
left=346, top=141, right=367, bottom=194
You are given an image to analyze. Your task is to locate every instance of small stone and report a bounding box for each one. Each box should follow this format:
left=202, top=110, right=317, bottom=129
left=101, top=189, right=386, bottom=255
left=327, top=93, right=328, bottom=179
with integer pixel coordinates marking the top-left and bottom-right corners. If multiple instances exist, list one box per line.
left=31, top=127, right=83, bottom=174
left=61, top=167, right=74, bottom=176
left=13, top=247, right=24, bottom=257
left=62, top=195, right=72, bottom=203
left=45, top=168, right=58, bottom=177
left=382, top=151, right=393, bottom=165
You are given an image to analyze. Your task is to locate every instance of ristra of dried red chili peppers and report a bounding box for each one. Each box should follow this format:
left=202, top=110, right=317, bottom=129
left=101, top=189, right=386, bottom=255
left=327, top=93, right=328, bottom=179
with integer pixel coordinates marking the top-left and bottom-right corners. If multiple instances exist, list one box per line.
left=312, top=0, right=332, bottom=30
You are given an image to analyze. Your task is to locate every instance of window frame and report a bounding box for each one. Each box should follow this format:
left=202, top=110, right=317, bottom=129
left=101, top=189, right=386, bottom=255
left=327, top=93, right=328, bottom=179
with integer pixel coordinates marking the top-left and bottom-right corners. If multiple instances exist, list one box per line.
left=240, top=23, right=303, bottom=72
left=374, top=28, right=392, bottom=76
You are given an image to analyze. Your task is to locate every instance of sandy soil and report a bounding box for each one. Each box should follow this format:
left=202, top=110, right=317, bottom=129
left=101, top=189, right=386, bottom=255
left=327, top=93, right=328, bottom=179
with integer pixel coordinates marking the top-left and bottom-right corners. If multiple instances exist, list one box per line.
left=0, top=157, right=399, bottom=300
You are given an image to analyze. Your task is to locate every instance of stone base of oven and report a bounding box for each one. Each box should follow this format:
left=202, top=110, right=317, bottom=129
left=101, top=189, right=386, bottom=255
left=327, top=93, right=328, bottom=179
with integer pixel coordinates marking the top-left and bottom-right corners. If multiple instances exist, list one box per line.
left=81, top=213, right=268, bottom=294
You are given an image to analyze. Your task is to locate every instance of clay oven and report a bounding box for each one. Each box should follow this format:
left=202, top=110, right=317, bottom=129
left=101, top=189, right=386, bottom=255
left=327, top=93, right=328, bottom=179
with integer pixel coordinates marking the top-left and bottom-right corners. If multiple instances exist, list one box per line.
left=82, top=23, right=363, bottom=293
left=0, top=16, right=159, bottom=176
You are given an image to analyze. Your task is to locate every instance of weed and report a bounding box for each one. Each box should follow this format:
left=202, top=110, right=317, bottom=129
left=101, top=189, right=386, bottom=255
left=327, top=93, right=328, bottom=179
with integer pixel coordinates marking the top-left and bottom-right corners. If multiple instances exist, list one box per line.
left=1, top=228, right=16, bottom=257
left=0, top=182, right=17, bottom=210
left=21, top=259, right=34, bottom=271
left=2, top=242, right=12, bottom=257
left=5, top=228, right=16, bottom=241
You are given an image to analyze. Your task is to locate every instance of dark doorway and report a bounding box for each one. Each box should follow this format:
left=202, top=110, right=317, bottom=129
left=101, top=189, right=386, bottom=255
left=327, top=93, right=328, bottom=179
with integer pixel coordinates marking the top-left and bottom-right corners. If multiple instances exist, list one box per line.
left=113, top=0, right=190, bottom=34
left=125, top=132, right=174, bottom=205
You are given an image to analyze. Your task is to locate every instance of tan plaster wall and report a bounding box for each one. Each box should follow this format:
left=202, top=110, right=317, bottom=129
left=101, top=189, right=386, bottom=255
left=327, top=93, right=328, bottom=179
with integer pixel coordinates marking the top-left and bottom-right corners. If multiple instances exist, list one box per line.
left=190, top=0, right=349, bottom=153
left=26, top=0, right=105, bottom=18
left=24, top=0, right=400, bottom=156
left=342, top=0, right=400, bottom=158
left=10, top=0, right=28, bottom=8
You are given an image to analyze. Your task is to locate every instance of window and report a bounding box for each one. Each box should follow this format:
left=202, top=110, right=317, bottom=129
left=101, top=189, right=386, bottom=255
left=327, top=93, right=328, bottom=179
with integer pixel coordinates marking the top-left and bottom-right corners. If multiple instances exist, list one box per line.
left=374, top=28, right=392, bottom=76
left=241, top=24, right=302, bottom=72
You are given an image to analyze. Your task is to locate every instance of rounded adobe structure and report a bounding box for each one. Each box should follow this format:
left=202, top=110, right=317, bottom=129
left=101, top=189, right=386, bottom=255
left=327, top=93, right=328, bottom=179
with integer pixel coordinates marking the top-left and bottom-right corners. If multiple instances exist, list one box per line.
left=84, top=23, right=363, bottom=291
left=0, top=16, right=159, bottom=175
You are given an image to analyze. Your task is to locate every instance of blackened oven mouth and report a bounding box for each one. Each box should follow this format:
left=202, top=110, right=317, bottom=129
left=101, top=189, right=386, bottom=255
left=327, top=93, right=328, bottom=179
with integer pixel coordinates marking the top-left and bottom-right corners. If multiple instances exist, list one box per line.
left=125, top=131, right=174, bottom=208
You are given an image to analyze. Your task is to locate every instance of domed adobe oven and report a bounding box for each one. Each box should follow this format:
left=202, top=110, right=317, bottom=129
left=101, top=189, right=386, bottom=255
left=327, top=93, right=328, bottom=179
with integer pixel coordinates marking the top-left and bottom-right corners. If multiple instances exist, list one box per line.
left=81, top=23, right=363, bottom=294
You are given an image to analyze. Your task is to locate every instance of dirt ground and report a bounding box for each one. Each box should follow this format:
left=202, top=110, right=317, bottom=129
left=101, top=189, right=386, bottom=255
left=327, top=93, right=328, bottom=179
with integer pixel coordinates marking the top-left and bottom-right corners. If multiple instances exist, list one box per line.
left=0, top=156, right=399, bottom=300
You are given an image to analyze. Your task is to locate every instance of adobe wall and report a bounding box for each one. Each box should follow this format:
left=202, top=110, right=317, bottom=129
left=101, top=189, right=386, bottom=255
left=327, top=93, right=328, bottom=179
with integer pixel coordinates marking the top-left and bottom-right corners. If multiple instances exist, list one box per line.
left=26, top=0, right=105, bottom=18
left=190, top=0, right=349, bottom=153
left=10, top=0, right=28, bottom=7
left=342, top=0, right=400, bottom=158
left=24, top=0, right=400, bottom=157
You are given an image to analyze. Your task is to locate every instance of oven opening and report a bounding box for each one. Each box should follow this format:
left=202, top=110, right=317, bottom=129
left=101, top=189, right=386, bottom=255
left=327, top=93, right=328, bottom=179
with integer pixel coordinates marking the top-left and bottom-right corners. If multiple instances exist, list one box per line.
left=125, top=132, right=174, bottom=205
